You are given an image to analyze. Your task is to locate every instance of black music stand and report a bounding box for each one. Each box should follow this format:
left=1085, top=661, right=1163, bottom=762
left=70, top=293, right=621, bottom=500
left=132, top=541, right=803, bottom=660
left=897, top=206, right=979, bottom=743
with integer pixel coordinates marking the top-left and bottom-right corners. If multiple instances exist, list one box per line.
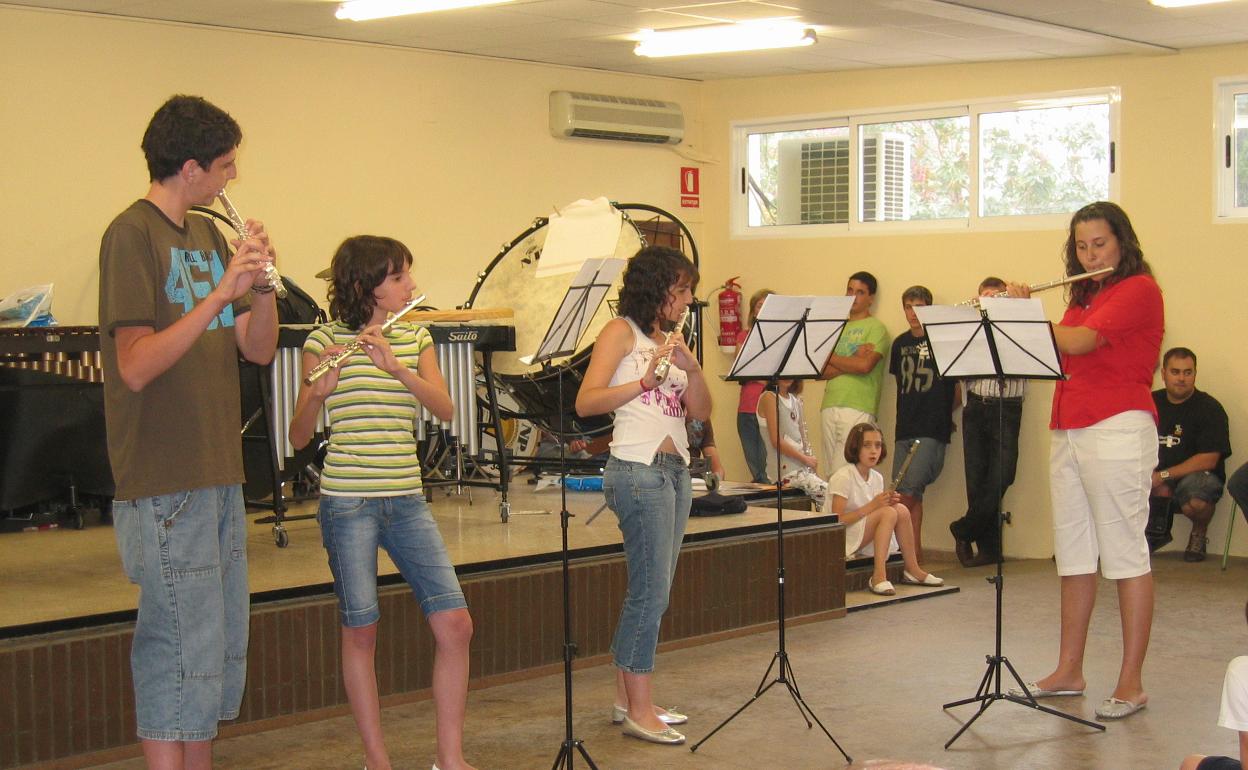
left=914, top=299, right=1105, bottom=746
left=692, top=294, right=853, bottom=762
left=531, top=257, right=624, bottom=770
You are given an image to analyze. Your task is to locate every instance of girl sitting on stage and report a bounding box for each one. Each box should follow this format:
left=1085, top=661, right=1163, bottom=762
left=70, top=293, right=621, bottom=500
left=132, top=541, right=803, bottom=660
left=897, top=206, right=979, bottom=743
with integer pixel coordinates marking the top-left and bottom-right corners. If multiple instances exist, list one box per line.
left=825, top=422, right=943, bottom=596
left=755, top=378, right=827, bottom=506
left=289, top=235, right=475, bottom=770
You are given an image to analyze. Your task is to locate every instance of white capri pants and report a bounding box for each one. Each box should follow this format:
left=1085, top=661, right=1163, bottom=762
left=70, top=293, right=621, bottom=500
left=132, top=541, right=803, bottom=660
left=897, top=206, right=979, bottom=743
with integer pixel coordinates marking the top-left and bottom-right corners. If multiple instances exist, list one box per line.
left=821, top=406, right=874, bottom=476
left=1049, top=410, right=1158, bottom=580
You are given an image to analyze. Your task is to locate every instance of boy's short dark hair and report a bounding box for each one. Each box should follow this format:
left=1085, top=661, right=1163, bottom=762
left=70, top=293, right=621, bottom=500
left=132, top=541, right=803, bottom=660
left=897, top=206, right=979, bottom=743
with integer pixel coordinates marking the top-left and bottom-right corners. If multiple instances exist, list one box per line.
left=142, top=95, right=242, bottom=181
left=843, top=422, right=887, bottom=465
left=848, top=271, right=877, bottom=295
left=902, top=285, right=932, bottom=305
left=978, top=276, right=1006, bottom=293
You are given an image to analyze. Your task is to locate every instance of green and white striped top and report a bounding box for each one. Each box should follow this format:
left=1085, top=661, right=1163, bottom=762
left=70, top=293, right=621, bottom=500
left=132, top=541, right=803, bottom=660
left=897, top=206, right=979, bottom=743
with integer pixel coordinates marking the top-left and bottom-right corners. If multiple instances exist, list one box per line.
left=304, top=320, right=435, bottom=497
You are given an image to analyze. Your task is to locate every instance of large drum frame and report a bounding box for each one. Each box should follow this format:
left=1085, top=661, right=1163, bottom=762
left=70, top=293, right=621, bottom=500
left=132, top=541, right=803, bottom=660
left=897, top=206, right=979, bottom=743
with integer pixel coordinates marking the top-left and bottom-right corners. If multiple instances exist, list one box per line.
left=465, top=203, right=701, bottom=441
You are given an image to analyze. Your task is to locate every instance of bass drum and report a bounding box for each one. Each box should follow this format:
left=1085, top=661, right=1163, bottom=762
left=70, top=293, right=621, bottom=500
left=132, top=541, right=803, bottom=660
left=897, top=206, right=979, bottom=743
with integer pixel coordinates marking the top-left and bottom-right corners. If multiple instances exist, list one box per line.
left=466, top=203, right=699, bottom=440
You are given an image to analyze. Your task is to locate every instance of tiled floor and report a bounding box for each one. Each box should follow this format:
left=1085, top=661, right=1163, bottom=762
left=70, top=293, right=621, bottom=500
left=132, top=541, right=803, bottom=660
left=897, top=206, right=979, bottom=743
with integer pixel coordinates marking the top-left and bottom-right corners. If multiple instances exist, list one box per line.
left=87, top=553, right=1248, bottom=770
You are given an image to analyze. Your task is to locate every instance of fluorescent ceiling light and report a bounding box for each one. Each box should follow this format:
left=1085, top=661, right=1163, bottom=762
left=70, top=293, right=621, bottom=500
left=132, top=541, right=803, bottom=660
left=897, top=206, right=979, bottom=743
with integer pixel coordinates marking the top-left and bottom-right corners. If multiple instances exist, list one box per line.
left=336, top=0, right=514, bottom=21
left=634, top=20, right=817, bottom=58
left=1150, top=0, right=1234, bottom=7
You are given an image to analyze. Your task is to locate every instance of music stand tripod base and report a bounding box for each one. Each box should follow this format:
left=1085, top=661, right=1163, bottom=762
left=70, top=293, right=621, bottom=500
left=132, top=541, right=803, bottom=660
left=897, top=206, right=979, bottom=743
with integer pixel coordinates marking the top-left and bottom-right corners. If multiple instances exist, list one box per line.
left=692, top=295, right=853, bottom=763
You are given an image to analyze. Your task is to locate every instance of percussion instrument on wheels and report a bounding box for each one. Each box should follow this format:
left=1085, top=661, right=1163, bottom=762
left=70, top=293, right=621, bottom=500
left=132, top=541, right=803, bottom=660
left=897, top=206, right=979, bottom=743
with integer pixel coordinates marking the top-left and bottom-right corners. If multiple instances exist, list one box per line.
left=464, top=202, right=701, bottom=473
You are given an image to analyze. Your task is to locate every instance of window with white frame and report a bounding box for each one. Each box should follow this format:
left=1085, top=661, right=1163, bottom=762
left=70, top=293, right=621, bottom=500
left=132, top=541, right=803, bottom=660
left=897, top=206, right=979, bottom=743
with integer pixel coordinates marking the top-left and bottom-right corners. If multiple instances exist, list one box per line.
left=731, top=89, right=1118, bottom=237
left=1215, top=78, right=1248, bottom=219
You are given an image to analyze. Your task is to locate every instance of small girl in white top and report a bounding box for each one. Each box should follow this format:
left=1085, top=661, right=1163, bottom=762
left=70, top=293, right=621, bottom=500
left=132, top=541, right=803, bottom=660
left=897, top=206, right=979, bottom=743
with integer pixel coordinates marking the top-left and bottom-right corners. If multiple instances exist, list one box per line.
left=824, top=422, right=942, bottom=596
left=756, top=379, right=827, bottom=506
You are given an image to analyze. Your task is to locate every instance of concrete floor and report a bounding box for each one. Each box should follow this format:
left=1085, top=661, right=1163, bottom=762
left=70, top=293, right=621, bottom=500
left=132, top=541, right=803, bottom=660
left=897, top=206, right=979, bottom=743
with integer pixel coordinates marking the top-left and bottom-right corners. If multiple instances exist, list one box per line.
left=92, top=554, right=1247, bottom=770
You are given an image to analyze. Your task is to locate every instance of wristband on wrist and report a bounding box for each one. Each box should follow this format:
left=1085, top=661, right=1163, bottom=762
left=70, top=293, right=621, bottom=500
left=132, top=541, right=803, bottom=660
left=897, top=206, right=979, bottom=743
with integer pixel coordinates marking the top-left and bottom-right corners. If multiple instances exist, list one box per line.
left=251, top=283, right=276, bottom=295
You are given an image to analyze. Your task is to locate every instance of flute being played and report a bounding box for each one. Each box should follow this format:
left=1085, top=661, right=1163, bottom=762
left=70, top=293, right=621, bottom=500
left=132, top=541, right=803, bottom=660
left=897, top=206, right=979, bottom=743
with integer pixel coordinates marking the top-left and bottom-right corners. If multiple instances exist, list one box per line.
left=652, top=304, right=691, bottom=384
left=217, top=189, right=288, bottom=298
left=303, top=293, right=426, bottom=384
left=956, top=267, right=1113, bottom=307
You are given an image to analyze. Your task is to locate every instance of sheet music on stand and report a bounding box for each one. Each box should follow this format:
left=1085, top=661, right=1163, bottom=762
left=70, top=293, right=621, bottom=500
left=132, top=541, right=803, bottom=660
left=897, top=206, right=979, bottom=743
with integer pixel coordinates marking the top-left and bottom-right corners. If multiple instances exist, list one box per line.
left=726, top=295, right=854, bottom=382
left=914, top=297, right=1063, bottom=380
left=528, top=258, right=625, bottom=365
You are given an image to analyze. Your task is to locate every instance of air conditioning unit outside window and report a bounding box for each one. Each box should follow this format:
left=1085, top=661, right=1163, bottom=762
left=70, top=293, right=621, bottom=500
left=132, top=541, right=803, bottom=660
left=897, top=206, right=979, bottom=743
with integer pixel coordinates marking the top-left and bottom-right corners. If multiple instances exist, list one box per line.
left=549, top=91, right=684, bottom=145
left=775, top=134, right=910, bottom=224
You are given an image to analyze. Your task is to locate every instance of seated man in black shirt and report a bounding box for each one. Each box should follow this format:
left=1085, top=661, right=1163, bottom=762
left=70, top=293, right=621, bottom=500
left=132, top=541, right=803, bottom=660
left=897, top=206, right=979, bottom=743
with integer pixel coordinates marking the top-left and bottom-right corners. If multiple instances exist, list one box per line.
left=1150, top=347, right=1233, bottom=561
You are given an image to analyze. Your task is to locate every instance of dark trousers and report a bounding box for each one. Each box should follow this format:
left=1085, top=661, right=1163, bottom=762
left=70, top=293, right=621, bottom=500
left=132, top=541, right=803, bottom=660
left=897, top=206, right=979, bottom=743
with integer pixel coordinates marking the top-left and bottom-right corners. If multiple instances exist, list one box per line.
left=952, top=396, right=1023, bottom=552
left=1230, top=461, right=1248, bottom=518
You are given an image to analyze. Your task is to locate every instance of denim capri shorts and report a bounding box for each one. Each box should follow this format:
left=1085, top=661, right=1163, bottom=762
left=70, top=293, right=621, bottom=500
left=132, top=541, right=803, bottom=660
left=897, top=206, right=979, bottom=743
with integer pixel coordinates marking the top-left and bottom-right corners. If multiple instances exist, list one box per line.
left=318, top=493, right=466, bottom=627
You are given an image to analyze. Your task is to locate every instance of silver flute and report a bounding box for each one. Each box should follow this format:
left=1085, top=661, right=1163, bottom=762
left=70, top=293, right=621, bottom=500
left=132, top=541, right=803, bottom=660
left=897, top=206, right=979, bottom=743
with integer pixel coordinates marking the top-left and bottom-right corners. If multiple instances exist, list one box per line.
left=303, top=294, right=426, bottom=385
left=652, top=306, right=691, bottom=385
left=888, top=440, right=920, bottom=493
left=217, top=189, right=287, bottom=298
left=956, top=267, right=1113, bottom=307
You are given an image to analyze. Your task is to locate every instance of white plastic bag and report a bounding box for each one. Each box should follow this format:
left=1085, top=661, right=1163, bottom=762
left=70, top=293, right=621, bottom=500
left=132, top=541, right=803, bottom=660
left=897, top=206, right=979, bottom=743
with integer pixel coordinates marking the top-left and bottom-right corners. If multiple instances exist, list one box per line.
left=0, top=284, right=54, bottom=327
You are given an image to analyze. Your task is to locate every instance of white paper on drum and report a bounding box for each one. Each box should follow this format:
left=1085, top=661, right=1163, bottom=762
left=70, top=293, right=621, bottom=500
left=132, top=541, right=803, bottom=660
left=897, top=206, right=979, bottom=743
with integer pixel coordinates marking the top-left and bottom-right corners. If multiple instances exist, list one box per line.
left=538, top=197, right=623, bottom=278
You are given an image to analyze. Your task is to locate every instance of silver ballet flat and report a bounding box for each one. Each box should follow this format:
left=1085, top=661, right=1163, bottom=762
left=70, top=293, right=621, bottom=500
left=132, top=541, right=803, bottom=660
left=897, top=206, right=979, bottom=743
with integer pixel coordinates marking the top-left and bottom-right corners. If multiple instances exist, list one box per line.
left=621, top=715, right=686, bottom=745
left=611, top=703, right=688, bottom=725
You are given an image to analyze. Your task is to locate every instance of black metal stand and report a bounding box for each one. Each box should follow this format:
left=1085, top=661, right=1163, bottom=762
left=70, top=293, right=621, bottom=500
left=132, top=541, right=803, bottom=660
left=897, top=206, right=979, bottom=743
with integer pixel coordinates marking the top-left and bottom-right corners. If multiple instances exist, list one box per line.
left=941, top=368, right=1105, bottom=744
left=551, top=368, right=597, bottom=770
left=692, top=315, right=850, bottom=763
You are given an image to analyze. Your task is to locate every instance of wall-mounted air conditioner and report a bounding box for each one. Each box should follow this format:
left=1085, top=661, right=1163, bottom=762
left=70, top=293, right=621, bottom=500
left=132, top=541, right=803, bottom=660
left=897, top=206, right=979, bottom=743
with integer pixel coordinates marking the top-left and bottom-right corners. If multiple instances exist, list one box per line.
left=549, top=91, right=684, bottom=145
left=774, top=134, right=910, bottom=225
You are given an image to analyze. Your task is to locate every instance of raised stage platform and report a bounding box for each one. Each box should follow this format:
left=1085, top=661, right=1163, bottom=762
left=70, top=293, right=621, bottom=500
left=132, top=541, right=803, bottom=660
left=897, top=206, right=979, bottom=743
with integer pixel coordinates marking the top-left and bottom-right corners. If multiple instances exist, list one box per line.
left=0, top=484, right=857, bottom=768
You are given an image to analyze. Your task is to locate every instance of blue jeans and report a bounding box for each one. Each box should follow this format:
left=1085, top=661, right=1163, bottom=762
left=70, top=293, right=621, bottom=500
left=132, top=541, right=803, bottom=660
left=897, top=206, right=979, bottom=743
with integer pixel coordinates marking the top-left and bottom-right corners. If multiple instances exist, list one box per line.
left=113, top=485, right=249, bottom=742
left=318, top=493, right=466, bottom=627
left=603, top=453, right=691, bottom=674
left=737, top=411, right=769, bottom=483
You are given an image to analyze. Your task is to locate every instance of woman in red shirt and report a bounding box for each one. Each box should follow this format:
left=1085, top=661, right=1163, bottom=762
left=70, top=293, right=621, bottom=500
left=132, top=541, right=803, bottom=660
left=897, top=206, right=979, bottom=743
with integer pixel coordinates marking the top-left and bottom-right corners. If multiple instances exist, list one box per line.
left=1008, top=201, right=1163, bottom=721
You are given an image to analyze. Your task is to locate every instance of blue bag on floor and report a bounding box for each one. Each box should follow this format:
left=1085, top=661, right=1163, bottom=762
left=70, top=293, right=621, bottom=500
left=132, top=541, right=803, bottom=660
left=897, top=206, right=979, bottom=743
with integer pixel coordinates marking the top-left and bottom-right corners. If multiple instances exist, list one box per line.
left=563, top=475, right=604, bottom=491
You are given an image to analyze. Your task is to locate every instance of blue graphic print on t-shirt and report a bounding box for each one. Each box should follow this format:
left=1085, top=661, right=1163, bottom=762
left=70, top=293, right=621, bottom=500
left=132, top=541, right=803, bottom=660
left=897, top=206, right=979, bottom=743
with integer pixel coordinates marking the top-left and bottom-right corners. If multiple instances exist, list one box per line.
left=165, top=247, right=234, bottom=328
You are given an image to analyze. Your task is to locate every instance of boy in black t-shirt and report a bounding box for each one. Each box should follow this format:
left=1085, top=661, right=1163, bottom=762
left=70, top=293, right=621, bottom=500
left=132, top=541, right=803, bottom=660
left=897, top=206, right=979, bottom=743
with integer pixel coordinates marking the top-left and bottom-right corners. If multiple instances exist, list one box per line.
left=888, top=285, right=960, bottom=564
left=1149, top=347, right=1232, bottom=560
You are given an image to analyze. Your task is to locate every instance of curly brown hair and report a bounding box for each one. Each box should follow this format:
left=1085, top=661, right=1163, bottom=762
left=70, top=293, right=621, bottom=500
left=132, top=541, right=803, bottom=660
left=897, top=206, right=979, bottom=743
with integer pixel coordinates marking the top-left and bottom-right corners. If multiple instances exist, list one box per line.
left=1063, top=201, right=1152, bottom=307
left=616, top=245, right=699, bottom=331
left=326, top=235, right=413, bottom=330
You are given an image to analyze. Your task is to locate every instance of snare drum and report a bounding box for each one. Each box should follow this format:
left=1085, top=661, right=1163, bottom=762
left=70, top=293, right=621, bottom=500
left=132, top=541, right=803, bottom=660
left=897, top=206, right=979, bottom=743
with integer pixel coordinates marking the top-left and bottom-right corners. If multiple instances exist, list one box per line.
left=466, top=203, right=699, bottom=439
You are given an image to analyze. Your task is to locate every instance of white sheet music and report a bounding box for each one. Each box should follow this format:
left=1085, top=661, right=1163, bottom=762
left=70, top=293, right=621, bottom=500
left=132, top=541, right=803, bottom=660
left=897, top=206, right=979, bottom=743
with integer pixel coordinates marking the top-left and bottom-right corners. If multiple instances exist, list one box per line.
left=728, top=295, right=853, bottom=379
left=914, top=299, right=1061, bottom=379
left=536, top=198, right=622, bottom=279
left=979, top=297, right=1062, bottom=377
left=532, top=257, right=625, bottom=363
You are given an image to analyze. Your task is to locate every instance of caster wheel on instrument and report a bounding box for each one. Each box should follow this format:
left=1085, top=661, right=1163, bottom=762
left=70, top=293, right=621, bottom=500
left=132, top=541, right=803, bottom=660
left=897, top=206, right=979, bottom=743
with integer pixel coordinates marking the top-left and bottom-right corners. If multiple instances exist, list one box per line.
left=274, top=526, right=290, bottom=548
left=500, top=501, right=510, bottom=523
left=69, top=507, right=85, bottom=530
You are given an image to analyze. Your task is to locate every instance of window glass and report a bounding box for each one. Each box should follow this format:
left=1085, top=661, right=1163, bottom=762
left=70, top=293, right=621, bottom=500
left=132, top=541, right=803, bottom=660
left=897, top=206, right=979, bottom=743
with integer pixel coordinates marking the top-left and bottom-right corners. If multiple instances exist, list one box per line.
left=979, top=102, right=1110, bottom=217
left=858, top=116, right=970, bottom=221
left=746, top=126, right=850, bottom=226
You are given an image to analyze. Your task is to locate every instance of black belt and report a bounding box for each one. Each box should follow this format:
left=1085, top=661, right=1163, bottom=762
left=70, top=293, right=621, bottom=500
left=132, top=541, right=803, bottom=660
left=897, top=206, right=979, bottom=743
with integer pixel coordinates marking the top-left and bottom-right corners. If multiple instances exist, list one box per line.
left=968, top=392, right=1022, bottom=404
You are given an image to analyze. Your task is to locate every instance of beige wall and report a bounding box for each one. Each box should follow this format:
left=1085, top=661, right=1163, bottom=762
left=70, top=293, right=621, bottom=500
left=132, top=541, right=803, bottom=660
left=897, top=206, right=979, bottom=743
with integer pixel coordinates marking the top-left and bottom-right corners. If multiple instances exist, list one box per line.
left=3, top=6, right=1245, bottom=560
left=0, top=6, right=703, bottom=324
left=699, top=45, right=1248, bottom=559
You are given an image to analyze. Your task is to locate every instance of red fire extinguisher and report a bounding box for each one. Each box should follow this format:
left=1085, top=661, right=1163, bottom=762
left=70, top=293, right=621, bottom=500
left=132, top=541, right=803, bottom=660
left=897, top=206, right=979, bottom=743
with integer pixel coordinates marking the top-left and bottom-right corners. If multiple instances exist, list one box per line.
left=717, top=277, right=742, bottom=353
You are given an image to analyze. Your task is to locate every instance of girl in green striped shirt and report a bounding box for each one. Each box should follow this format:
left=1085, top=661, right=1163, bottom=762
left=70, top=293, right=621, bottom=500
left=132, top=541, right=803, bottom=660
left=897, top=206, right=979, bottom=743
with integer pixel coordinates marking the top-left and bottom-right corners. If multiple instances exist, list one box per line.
left=290, top=235, right=475, bottom=770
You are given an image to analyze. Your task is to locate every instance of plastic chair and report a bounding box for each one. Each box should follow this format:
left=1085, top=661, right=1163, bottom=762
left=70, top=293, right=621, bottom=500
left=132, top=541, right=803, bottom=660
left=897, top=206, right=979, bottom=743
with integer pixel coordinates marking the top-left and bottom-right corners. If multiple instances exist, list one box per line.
left=1223, top=500, right=1240, bottom=570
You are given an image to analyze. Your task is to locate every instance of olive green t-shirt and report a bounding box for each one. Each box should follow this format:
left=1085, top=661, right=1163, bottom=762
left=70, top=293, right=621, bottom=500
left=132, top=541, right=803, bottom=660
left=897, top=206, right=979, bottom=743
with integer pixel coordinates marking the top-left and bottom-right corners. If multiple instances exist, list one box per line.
left=98, top=199, right=251, bottom=500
